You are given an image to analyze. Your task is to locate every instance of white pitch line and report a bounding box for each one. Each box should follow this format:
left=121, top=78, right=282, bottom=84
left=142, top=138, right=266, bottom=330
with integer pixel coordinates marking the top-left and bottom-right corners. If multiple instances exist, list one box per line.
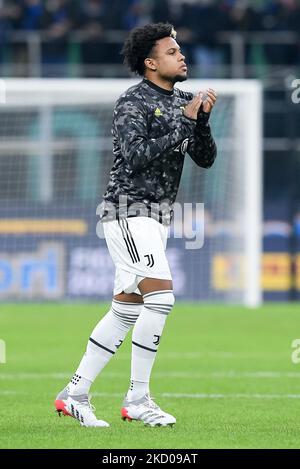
left=68, top=392, right=300, bottom=400
left=1, top=371, right=300, bottom=380
left=0, top=390, right=26, bottom=395
left=163, top=371, right=300, bottom=378
left=117, top=352, right=290, bottom=360
left=0, top=390, right=299, bottom=399
left=0, top=372, right=72, bottom=380
left=161, top=393, right=300, bottom=399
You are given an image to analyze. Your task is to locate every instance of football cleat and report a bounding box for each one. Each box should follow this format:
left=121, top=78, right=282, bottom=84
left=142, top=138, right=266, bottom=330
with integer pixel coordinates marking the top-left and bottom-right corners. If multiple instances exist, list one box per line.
left=121, top=394, right=176, bottom=427
left=55, top=387, right=110, bottom=427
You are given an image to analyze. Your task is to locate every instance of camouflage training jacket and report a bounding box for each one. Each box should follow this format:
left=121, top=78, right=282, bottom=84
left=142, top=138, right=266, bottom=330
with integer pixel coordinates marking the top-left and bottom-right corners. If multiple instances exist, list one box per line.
left=98, top=78, right=217, bottom=225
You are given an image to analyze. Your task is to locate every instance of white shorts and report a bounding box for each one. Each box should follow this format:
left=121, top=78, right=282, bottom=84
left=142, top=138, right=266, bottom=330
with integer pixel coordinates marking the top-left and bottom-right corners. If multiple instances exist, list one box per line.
left=103, top=216, right=172, bottom=295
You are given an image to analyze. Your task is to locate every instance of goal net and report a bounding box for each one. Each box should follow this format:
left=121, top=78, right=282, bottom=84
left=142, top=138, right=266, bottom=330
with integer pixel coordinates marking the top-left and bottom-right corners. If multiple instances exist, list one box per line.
left=0, top=79, right=262, bottom=306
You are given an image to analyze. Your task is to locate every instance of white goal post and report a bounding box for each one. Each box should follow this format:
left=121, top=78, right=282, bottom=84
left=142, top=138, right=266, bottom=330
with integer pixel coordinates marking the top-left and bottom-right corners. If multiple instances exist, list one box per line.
left=1, top=79, right=262, bottom=306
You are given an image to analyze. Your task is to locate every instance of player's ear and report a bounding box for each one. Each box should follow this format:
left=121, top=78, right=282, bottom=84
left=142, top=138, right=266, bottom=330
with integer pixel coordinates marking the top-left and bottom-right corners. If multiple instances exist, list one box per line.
left=144, top=57, right=157, bottom=71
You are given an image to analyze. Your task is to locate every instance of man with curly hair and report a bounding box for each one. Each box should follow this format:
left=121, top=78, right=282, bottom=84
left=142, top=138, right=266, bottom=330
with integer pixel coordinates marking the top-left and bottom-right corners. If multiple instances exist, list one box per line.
left=55, top=22, right=217, bottom=428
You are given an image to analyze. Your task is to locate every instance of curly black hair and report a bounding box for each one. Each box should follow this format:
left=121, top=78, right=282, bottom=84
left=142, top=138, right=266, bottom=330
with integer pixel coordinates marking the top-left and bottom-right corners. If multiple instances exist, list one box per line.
left=121, top=22, right=177, bottom=76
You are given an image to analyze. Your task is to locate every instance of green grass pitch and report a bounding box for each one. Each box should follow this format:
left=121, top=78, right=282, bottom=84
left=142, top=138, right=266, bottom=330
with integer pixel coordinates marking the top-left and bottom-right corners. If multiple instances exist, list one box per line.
left=1, top=303, right=300, bottom=449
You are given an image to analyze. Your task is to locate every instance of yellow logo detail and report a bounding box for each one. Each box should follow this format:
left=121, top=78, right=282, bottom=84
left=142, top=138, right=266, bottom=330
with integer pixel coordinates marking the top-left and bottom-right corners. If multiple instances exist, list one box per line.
left=154, top=107, right=162, bottom=117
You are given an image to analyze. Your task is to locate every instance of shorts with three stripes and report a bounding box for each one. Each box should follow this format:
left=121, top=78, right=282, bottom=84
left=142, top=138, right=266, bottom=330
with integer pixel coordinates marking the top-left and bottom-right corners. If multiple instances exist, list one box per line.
left=103, top=216, right=172, bottom=295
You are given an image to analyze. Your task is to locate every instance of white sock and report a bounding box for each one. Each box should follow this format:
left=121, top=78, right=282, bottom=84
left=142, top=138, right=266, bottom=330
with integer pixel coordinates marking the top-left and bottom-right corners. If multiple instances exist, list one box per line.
left=128, top=380, right=149, bottom=400
left=67, top=300, right=143, bottom=396
left=127, top=290, right=175, bottom=401
left=66, top=374, right=92, bottom=396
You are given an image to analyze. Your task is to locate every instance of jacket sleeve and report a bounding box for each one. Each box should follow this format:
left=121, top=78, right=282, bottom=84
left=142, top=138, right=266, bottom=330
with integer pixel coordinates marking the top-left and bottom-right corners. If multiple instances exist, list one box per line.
left=113, top=96, right=194, bottom=172
left=185, top=110, right=217, bottom=168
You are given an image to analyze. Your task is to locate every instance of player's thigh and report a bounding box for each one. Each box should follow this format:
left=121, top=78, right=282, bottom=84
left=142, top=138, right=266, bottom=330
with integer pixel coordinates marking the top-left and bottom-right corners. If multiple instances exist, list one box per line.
left=138, top=278, right=173, bottom=295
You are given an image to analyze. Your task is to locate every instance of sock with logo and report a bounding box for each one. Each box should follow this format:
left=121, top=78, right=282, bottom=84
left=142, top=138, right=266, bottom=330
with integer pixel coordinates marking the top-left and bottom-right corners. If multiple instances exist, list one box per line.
left=67, top=300, right=143, bottom=396
left=127, top=290, right=175, bottom=401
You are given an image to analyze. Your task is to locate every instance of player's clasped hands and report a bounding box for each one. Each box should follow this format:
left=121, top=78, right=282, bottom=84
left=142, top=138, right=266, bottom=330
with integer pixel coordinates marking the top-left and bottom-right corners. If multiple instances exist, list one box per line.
left=183, top=88, right=217, bottom=120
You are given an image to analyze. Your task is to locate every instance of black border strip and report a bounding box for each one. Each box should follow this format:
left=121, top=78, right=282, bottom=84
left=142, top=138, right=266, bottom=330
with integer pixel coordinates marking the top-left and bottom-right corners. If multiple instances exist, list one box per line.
left=132, top=340, right=157, bottom=353
left=124, top=219, right=140, bottom=262
left=118, top=219, right=137, bottom=263
left=89, top=337, right=115, bottom=355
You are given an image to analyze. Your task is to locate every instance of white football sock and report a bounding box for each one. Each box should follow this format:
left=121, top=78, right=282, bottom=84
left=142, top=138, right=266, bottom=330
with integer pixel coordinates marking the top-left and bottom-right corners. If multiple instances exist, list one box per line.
left=67, top=300, right=143, bottom=396
left=66, top=374, right=92, bottom=396
left=128, top=379, right=149, bottom=400
left=127, top=290, right=175, bottom=401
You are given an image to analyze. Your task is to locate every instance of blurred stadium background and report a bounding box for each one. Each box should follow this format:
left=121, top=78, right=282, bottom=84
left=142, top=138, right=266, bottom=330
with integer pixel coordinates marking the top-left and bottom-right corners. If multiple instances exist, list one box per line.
left=1, top=0, right=300, bottom=449
left=0, top=0, right=299, bottom=303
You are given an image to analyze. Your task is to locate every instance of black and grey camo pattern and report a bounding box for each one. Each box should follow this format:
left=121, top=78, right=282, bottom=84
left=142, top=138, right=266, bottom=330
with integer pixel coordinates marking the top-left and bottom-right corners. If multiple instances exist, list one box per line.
left=99, top=78, right=217, bottom=225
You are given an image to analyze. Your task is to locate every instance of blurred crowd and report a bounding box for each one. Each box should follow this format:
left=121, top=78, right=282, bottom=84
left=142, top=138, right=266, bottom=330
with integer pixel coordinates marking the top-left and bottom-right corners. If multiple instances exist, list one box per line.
left=0, top=0, right=299, bottom=76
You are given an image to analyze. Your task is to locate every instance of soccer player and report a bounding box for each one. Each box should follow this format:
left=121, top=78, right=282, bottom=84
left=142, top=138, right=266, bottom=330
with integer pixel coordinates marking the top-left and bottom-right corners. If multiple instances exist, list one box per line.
left=55, top=22, right=217, bottom=427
